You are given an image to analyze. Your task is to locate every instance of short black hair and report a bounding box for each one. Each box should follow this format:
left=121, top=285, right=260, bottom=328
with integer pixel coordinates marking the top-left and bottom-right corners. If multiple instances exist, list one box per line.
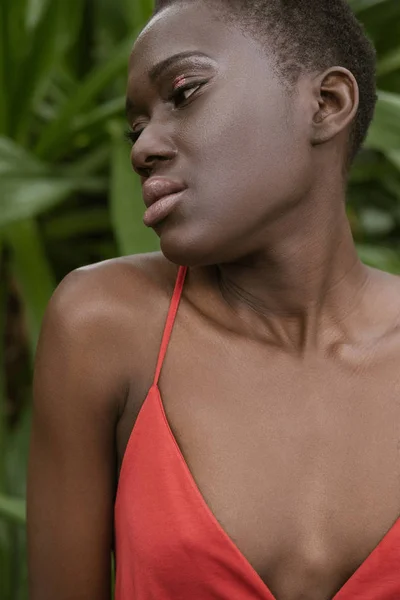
left=153, top=0, right=377, bottom=165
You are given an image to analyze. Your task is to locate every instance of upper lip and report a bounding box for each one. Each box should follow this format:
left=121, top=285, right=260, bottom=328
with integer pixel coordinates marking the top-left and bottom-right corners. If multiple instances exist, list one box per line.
left=142, top=177, right=187, bottom=208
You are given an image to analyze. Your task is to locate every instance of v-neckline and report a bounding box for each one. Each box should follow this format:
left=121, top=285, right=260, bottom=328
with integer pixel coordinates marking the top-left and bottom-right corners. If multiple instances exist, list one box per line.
left=153, top=384, right=400, bottom=600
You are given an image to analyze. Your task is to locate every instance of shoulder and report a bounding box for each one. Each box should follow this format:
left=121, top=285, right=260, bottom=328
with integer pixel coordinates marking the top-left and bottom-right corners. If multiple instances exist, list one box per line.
left=37, top=252, right=180, bottom=406
left=364, top=267, right=400, bottom=365
left=47, top=251, right=179, bottom=339
left=54, top=251, right=178, bottom=312
left=30, top=258, right=182, bottom=600
left=368, top=267, right=400, bottom=325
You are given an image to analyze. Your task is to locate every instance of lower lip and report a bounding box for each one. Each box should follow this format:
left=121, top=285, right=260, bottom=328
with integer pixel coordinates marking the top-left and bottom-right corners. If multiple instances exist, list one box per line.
left=143, top=190, right=187, bottom=227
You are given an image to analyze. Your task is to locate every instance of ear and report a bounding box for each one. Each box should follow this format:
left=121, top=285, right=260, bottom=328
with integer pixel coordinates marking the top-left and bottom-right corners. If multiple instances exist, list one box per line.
left=311, top=67, right=359, bottom=146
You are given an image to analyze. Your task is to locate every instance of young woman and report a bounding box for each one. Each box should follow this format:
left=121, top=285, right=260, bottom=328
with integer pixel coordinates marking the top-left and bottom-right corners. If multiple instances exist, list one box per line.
left=27, top=1, right=400, bottom=599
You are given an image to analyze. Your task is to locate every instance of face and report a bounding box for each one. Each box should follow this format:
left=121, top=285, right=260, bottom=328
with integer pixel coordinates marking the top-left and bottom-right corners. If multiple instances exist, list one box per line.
left=127, top=1, right=315, bottom=266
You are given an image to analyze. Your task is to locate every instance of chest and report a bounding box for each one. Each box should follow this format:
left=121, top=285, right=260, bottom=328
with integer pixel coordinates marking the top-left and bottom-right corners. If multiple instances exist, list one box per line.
left=117, top=328, right=400, bottom=600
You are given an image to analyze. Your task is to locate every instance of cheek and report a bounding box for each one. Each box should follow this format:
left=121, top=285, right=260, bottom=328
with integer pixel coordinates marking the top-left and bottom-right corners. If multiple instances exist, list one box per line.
left=181, top=87, right=311, bottom=223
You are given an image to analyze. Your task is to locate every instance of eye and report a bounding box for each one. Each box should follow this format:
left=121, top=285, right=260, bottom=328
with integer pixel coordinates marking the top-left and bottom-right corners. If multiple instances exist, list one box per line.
left=169, top=82, right=203, bottom=108
left=124, top=81, right=205, bottom=146
left=124, top=128, right=143, bottom=146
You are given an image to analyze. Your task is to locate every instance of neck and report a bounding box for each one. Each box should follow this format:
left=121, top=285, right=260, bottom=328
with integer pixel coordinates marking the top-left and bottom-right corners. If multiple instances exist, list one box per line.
left=215, top=186, right=371, bottom=356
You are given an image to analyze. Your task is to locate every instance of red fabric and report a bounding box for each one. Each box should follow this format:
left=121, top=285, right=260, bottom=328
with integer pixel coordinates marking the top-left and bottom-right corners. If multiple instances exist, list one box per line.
left=114, top=265, right=400, bottom=599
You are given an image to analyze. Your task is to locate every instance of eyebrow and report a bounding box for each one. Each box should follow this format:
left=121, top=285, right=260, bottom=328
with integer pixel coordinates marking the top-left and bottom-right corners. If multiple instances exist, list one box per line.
left=126, top=51, right=215, bottom=121
left=148, top=50, right=214, bottom=83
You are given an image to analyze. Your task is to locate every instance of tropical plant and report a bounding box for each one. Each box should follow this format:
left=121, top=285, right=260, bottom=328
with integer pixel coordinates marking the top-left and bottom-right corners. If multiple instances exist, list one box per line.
left=0, top=1, right=156, bottom=596
left=0, top=0, right=399, bottom=598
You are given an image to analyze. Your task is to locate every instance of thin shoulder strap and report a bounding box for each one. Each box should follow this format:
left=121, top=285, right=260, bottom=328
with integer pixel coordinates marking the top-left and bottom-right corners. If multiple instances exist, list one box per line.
left=153, top=265, right=188, bottom=386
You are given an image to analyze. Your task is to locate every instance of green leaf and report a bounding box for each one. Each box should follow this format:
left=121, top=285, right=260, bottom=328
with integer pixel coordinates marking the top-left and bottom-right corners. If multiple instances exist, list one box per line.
left=5, top=219, right=56, bottom=356
left=64, top=145, right=110, bottom=178
left=0, top=1, right=9, bottom=134
left=0, top=137, right=106, bottom=226
left=35, top=36, right=135, bottom=160
left=377, top=47, right=400, bottom=77
left=109, top=121, right=158, bottom=255
left=357, top=243, right=400, bottom=273
left=5, top=404, right=32, bottom=498
left=382, top=173, right=400, bottom=202
left=0, top=135, right=51, bottom=175
left=386, top=150, right=400, bottom=171
left=359, top=207, right=396, bottom=235
left=11, top=0, right=63, bottom=142
left=1, top=178, right=81, bottom=227
left=0, top=494, right=26, bottom=526
left=26, top=0, right=51, bottom=30
left=365, top=90, right=400, bottom=152
left=3, top=0, right=29, bottom=90
left=349, top=149, right=391, bottom=183
left=43, top=208, right=110, bottom=240
left=68, top=97, right=126, bottom=146
left=0, top=136, right=67, bottom=220
left=349, top=0, right=393, bottom=13
left=56, top=0, right=86, bottom=57
left=123, top=0, right=153, bottom=26
left=0, top=241, right=7, bottom=492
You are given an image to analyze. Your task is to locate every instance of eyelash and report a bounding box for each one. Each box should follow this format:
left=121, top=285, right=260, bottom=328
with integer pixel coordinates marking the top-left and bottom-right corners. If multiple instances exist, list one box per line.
left=125, top=81, right=204, bottom=146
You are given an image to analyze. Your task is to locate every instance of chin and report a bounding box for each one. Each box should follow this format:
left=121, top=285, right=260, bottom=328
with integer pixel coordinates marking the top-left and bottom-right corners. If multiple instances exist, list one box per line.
left=159, top=221, right=248, bottom=268
left=157, top=217, right=222, bottom=267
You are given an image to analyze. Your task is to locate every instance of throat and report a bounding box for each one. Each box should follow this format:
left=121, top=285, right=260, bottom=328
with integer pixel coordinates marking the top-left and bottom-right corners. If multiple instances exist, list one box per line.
left=215, top=254, right=371, bottom=355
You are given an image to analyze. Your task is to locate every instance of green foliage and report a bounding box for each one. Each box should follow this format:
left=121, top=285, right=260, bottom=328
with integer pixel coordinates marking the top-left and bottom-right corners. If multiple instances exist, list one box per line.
left=0, top=0, right=399, bottom=598
left=0, top=1, right=156, bottom=596
left=109, top=120, right=157, bottom=255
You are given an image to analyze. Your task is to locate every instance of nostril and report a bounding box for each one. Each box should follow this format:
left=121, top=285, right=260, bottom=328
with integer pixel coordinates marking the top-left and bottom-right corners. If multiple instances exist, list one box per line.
left=136, top=166, right=152, bottom=178
left=135, top=154, right=172, bottom=178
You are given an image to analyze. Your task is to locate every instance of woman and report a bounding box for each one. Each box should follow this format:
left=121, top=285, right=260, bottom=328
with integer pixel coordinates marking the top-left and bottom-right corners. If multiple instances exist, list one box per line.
left=27, top=1, right=400, bottom=599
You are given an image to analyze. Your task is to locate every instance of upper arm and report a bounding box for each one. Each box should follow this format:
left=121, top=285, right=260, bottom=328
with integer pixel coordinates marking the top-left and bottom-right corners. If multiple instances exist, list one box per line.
left=27, top=269, right=127, bottom=600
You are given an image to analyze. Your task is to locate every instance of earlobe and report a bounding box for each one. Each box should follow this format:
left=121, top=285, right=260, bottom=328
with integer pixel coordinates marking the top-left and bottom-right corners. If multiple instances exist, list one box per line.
left=311, top=67, right=359, bottom=146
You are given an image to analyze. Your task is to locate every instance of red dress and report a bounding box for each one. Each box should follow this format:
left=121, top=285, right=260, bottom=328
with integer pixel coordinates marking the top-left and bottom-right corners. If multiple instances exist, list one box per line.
left=114, top=265, right=400, bottom=599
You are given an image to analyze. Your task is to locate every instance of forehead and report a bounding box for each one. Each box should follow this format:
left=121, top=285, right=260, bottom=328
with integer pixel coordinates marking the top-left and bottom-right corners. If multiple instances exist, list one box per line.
left=129, top=2, right=269, bottom=78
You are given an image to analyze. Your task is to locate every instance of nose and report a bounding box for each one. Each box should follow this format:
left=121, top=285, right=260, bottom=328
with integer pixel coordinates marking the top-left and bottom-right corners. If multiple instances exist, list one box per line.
left=131, top=124, right=178, bottom=178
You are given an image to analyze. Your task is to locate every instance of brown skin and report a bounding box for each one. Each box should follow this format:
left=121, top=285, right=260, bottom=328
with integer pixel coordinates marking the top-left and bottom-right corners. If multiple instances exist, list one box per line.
left=27, top=3, right=400, bottom=600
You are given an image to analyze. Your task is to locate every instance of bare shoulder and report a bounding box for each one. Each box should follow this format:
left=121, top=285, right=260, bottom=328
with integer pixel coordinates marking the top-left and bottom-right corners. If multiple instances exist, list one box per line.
left=368, top=267, right=400, bottom=325
left=42, top=252, right=179, bottom=400
left=364, top=268, right=400, bottom=365
left=56, top=251, right=178, bottom=316
left=29, top=253, right=176, bottom=600
left=49, top=251, right=178, bottom=342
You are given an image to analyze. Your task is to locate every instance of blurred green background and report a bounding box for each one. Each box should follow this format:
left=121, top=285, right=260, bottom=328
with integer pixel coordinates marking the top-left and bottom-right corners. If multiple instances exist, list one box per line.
left=0, top=0, right=399, bottom=597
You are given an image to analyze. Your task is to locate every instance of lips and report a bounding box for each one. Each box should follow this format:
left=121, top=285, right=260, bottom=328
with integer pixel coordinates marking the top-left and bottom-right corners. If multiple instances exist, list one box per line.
left=142, top=177, right=187, bottom=208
